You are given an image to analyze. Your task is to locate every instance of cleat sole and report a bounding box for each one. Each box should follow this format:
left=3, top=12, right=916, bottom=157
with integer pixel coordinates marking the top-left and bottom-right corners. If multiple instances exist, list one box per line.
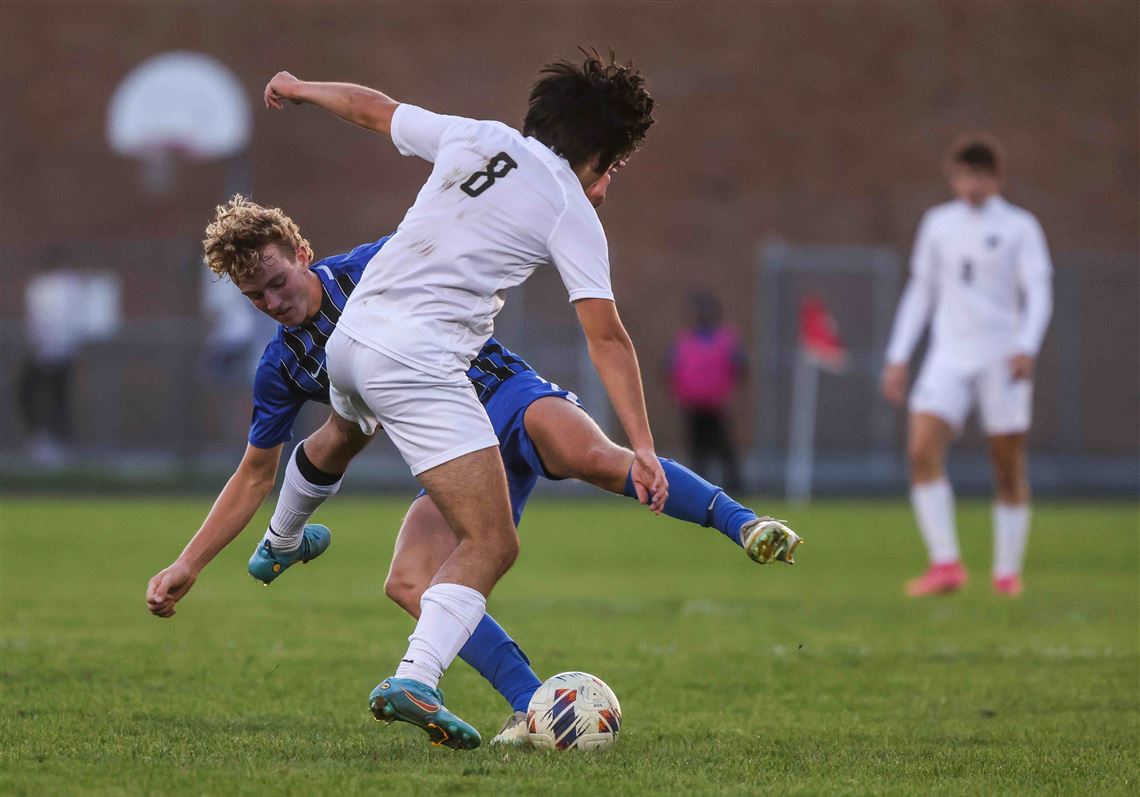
left=369, top=696, right=396, bottom=723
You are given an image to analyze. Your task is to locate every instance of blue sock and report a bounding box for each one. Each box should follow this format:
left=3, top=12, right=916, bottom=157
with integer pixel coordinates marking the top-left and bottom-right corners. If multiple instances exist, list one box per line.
left=709, top=491, right=759, bottom=546
left=458, top=614, right=542, bottom=712
left=624, top=457, right=757, bottom=546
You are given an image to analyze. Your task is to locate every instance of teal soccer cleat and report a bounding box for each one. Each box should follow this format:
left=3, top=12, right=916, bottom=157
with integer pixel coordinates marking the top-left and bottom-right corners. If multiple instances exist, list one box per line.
left=369, top=677, right=481, bottom=750
left=247, top=524, right=331, bottom=585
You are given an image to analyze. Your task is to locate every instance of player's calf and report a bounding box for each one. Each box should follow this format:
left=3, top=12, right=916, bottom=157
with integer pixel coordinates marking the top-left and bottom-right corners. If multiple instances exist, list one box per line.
left=257, top=441, right=344, bottom=555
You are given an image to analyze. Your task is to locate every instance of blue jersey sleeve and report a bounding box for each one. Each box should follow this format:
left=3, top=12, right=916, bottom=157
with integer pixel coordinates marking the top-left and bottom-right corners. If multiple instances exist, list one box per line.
left=248, top=347, right=307, bottom=449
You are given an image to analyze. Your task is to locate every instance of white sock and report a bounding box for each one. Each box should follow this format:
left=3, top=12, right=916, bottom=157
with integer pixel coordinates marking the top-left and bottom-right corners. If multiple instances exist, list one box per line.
left=263, top=442, right=342, bottom=553
left=993, top=503, right=1030, bottom=578
left=394, top=583, right=487, bottom=690
left=910, top=478, right=959, bottom=565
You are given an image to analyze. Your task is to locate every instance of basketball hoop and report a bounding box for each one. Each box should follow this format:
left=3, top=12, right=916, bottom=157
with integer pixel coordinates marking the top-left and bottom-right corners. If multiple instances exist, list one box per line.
left=106, top=51, right=251, bottom=195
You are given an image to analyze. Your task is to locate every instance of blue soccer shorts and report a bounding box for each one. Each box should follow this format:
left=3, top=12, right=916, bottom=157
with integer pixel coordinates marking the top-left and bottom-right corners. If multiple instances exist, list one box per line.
left=415, top=369, right=582, bottom=527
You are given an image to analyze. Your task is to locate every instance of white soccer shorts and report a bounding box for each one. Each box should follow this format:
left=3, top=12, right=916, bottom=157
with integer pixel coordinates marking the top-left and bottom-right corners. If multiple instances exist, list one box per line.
left=909, top=353, right=1033, bottom=436
left=326, top=329, right=499, bottom=475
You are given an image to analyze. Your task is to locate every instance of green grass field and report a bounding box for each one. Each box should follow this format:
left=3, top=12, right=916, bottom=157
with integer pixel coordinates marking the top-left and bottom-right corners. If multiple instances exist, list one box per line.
left=2, top=496, right=1137, bottom=795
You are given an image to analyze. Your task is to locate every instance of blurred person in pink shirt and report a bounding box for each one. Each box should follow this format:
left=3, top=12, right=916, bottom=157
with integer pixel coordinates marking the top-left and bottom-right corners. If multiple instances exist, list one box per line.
left=667, top=292, right=747, bottom=493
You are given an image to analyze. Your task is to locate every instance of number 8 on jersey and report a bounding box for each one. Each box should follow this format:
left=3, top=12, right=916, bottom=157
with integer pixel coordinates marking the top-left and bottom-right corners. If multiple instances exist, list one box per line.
left=462, top=152, right=518, bottom=197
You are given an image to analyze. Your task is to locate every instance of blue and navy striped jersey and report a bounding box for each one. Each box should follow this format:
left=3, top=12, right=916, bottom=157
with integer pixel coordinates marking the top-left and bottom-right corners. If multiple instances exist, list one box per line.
left=248, top=236, right=536, bottom=449
left=248, top=236, right=386, bottom=448
left=467, top=338, right=535, bottom=403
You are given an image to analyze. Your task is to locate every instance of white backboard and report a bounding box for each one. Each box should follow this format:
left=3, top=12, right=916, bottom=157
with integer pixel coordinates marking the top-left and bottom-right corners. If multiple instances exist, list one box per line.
left=107, top=51, right=250, bottom=160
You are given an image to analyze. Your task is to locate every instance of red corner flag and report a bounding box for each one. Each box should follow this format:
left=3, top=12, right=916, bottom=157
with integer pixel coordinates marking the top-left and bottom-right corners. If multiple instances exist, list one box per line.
left=799, top=296, right=847, bottom=372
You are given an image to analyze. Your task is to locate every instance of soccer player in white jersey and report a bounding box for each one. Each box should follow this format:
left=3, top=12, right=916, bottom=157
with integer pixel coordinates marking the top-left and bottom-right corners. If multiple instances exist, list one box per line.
left=258, top=52, right=668, bottom=748
left=145, top=196, right=800, bottom=749
left=882, top=135, right=1053, bottom=598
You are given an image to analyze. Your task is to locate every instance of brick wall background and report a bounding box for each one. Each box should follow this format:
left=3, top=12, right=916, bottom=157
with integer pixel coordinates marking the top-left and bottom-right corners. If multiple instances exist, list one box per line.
left=2, top=1, right=1136, bottom=460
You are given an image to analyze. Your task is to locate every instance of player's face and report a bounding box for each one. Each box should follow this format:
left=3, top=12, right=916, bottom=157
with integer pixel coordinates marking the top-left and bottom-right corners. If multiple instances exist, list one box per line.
left=948, top=164, right=1001, bottom=207
left=236, top=243, right=316, bottom=327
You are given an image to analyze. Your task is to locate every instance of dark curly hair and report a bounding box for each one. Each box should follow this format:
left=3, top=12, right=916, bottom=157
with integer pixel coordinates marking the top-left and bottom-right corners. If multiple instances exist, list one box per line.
left=523, top=47, right=655, bottom=173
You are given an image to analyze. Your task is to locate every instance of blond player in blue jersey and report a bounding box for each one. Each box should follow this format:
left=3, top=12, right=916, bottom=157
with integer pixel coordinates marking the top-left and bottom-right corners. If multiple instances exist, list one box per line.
left=148, top=185, right=801, bottom=749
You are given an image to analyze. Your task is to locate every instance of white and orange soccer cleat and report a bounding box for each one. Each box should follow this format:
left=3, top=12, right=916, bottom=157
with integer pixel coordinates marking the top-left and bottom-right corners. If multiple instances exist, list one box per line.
left=905, top=562, right=968, bottom=597
left=489, top=710, right=531, bottom=747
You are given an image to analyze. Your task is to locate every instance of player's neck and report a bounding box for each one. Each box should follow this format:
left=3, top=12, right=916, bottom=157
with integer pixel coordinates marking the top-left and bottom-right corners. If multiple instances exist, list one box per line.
left=963, top=193, right=1000, bottom=211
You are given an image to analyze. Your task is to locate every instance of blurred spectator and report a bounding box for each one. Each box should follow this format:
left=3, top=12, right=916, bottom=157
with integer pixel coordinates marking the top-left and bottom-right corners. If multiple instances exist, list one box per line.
left=18, top=250, right=122, bottom=466
left=200, top=265, right=271, bottom=384
left=666, top=292, right=746, bottom=492
left=19, top=250, right=85, bottom=465
left=197, top=260, right=276, bottom=445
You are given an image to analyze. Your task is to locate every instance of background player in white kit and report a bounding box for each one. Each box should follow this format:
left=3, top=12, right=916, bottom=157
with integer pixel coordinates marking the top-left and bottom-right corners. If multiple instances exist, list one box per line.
left=260, top=52, right=668, bottom=748
left=881, top=135, right=1052, bottom=598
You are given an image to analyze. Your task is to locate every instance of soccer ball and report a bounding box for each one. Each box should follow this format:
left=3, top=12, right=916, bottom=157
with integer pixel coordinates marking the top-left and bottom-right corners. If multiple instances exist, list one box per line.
left=526, top=671, right=622, bottom=751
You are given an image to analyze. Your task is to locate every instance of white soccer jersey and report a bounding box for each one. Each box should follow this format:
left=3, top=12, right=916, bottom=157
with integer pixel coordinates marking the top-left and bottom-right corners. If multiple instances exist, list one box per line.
left=336, top=103, right=615, bottom=378
left=885, top=196, right=1053, bottom=372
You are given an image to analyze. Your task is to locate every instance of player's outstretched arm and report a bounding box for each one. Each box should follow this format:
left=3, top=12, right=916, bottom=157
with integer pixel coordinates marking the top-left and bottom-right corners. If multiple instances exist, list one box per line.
left=146, top=443, right=282, bottom=618
left=264, top=71, right=399, bottom=136
left=574, top=298, right=668, bottom=513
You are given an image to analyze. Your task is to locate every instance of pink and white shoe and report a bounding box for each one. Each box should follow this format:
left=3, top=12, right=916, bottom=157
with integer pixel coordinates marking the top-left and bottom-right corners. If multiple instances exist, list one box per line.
left=992, top=575, right=1023, bottom=596
left=905, top=562, right=968, bottom=597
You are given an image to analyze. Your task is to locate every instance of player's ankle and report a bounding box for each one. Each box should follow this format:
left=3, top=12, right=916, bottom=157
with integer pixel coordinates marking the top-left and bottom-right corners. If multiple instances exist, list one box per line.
left=393, top=661, right=441, bottom=690
left=262, top=525, right=302, bottom=554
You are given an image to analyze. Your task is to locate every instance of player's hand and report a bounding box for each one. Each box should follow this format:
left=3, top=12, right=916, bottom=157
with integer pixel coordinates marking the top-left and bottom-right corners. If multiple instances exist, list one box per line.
left=880, top=363, right=908, bottom=406
left=631, top=448, right=668, bottom=515
left=264, top=71, right=304, bottom=110
left=146, top=561, right=199, bottom=618
left=1009, top=353, right=1035, bottom=381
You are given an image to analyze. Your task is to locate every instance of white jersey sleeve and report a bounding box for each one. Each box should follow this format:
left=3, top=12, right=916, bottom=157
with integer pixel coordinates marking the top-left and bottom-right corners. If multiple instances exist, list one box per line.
left=1013, top=214, right=1053, bottom=355
left=885, top=210, right=939, bottom=364
left=390, top=104, right=469, bottom=163
left=548, top=198, right=615, bottom=303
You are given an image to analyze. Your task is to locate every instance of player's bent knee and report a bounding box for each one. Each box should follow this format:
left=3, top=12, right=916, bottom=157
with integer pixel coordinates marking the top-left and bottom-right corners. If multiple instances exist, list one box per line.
left=564, top=443, right=608, bottom=480
left=488, top=528, right=520, bottom=576
left=383, top=572, right=425, bottom=615
left=500, top=530, right=520, bottom=568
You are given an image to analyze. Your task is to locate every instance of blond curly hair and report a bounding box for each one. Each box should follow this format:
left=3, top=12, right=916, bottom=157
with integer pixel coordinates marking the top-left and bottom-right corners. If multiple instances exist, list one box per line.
left=202, top=195, right=313, bottom=284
